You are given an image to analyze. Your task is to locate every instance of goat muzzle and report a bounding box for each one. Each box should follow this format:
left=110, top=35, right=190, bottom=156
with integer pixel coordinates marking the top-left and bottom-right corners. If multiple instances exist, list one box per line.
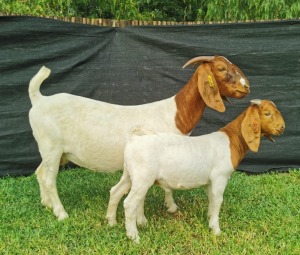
left=264, top=125, right=285, bottom=142
left=276, top=125, right=285, bottom=135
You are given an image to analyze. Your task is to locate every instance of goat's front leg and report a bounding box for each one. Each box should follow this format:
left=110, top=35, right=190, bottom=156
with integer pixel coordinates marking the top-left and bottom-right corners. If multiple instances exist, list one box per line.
left=163, top=188, right=178, bottom=213
left=207, top=178, right=228, bottom=235
left=136, top=197, right=147, bottom=227
left=106, top=172, right=131, bottom=226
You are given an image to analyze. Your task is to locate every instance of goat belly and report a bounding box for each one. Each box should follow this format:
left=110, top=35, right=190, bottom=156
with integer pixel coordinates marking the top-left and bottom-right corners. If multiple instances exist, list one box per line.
left=156, top=174, right=210, bottom=190
left=156, top=157, right=213, bottom=189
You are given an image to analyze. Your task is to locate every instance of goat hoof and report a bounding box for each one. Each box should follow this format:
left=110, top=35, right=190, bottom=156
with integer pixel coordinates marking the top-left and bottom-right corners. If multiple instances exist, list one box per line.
left=107, top=218, right=117, bottom=227
left=167, top=204, right=178, bottom=213
left=55, top=210, right=69, bottom=221
left=41, top=199, right=52, bottom=209
left=137, top=216, right=148, bottom=227
left=127, top=231, right=140, bottom=244
left=58, top=213, right=69, bottom=221
left=212, top=228, right=221, bottom=236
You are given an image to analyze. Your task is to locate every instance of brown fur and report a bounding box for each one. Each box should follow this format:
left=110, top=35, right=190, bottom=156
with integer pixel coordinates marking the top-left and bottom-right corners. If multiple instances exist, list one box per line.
left=175, top=56, right=250, bottom=134
left=174, top=74, right=206, bottom=134
left=220, top=100, right=285, bottom=169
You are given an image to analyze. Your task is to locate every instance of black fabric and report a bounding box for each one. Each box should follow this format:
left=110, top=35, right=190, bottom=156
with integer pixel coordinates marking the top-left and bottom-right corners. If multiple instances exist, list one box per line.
left=0, top=16, right=299, bottom=176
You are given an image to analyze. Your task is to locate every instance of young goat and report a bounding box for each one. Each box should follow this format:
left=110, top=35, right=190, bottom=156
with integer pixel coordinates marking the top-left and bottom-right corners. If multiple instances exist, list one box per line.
left=28, top=56, right=250, bottom=221
left=108, top=99, right=285, bottom=243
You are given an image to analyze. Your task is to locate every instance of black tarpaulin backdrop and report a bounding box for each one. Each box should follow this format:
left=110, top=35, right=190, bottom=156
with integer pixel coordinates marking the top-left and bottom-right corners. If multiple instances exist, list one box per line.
left=0, top=16, right=299, bottom=176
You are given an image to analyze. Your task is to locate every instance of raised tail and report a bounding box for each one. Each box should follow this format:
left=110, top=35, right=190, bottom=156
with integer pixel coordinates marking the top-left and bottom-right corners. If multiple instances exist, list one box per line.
left=28, top=66, right=51, bottom=105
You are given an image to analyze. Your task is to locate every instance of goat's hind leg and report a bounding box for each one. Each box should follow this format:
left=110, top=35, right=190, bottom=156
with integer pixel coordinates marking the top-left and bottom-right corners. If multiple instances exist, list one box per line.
left=163, top=188, right=178, bottom=213
left=35, top=162, right=52, bottom=209
left=124, top=185, right=151, bottom=244
left=39, top=151, right=69, bottom=220
left=106, top=171, right=131, bottom=226
left=124, top=173, right=155, bottom=244
left=136, top=197, right=147, bottom=227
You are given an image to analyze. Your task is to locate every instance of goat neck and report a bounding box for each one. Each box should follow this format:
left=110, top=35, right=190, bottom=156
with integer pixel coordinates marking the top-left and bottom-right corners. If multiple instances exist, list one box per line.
left=175, top=73, right=206, bottom=134
left=219, top=110, right=249, bottom=169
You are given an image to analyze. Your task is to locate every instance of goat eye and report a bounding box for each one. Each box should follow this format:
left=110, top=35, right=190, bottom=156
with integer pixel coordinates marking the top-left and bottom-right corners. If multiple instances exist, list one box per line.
left=265, top=112, right=271, bottom=116
left=217, top=66, right=226, bottom=71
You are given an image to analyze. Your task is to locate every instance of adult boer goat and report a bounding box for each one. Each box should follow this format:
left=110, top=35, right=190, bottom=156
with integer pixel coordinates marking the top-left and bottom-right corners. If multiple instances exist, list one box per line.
left=107, top=100, right=285, bottom=243
left=28, top=56, right=250, bottom=221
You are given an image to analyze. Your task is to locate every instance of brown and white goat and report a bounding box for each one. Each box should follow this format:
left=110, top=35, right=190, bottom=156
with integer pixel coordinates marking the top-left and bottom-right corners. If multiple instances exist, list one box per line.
left=28, top=56, right=250, bottom=221
left=107, top=100, right=285, bottom=243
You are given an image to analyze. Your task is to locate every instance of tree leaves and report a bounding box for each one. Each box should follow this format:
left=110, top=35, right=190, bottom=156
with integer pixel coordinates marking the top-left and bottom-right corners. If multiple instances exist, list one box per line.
left=1, top=0, right=299, bottom=21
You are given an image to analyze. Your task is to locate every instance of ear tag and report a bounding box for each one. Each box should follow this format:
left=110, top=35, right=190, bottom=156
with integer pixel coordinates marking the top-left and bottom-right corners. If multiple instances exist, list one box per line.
left=208, top=75, right=214, bottom=88
left=253, top=120, right=259, bottom=133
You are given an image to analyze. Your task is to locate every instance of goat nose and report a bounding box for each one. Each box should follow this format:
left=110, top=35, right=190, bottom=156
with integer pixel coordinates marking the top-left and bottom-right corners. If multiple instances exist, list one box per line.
left=279, top=124, right=285, bottom=134
left=244, top=79, right=250, bottom=88
left=239, top=77, right=250, bottom=88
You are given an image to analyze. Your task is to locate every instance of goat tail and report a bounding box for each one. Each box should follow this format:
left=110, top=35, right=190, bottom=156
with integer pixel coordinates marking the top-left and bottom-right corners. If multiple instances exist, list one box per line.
left=29, top=66, right=51, bottom=105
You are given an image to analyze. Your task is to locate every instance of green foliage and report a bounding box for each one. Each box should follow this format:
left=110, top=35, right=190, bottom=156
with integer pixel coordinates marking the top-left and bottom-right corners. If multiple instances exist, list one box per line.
left=205, top=0, right=300, bottom=21
left=1, top=0, right=299, bottom=21
left=137, top=0, right=203, bottom=21
left=0, top=0, right=141, bottom=19
left=0, top=169, right=300, bottom=254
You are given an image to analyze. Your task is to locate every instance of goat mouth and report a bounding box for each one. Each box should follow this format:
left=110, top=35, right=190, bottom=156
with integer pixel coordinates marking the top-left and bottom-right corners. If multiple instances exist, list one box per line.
left=275, top=129, right=285, bottom=135
left=265, top=129, right=284, bottom=142
left=236, top=90, right=249, bottom=94
left=233, top=90, right=249, bottom=99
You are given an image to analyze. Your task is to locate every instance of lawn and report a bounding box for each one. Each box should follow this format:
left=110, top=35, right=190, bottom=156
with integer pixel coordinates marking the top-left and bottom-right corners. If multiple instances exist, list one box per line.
left=0, top=168, right=299, bottom=254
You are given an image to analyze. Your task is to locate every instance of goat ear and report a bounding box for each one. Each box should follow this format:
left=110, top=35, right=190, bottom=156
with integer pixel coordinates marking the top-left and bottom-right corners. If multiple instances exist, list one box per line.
left=241, top=105, right=261, bottom=152
left=197, top=64, right=225, bottom=112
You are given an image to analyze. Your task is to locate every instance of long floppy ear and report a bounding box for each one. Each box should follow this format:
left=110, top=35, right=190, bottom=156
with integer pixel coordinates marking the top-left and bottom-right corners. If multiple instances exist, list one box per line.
left=197, top=64, right=225, bottom=112
left=241, top=105, right=261, bottom=152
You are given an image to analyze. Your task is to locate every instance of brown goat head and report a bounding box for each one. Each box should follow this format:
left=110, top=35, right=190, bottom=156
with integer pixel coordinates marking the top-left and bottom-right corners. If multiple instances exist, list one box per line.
left=183, top=56, right=250, bottom=112
left=241, top=99, right=285, bottom=152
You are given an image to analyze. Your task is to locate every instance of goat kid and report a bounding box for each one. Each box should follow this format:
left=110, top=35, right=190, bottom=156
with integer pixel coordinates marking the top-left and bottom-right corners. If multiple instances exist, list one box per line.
left=107, top=99, right=285, bottom=243
left=28, top=56, right=250, bottom=221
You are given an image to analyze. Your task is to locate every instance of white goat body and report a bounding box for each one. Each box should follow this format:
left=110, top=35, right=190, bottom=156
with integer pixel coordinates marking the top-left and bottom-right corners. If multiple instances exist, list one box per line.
left=107, top=100, right=285, bottom=243
left=30, top=91, right=179, bottom=172
left=111, top=130, right=233, bottom=243
left=29, top=56, right=250, bottom=220
left=124, top=131, right=232, bottom=190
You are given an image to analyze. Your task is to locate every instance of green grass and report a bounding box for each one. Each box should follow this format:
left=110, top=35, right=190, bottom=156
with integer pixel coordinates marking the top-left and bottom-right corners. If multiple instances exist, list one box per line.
left=0, top=168, right=299, bottom=254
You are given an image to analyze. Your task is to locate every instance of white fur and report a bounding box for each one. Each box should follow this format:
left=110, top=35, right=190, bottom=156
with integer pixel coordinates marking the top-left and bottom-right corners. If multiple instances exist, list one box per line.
left=108, top=129, right=234, bottom=243
left=29, top=67, right=188, bottom=220
left=29, top=60, right=249, bottom=222
left=240, top=77, right=246, bottom=86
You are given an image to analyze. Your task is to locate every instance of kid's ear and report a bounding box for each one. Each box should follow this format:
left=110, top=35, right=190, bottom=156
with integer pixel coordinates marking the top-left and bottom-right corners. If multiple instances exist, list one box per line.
left=197, top=64, right=225, bottom=112
left=241, top=105, right=261, bottom=152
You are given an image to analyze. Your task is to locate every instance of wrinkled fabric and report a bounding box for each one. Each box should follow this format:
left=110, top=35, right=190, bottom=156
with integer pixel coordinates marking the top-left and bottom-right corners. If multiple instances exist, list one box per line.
left=0, top=16, right=299, bottom=176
